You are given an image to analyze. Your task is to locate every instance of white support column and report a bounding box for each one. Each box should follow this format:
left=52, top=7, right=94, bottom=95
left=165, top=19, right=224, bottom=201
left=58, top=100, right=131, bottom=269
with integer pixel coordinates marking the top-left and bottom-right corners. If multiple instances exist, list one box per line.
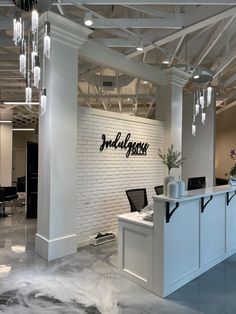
left=0, top=110, right=12, bottom=186
left=157, top=68, right=191, bottom=178
left=35, top=12, right=92, bottom=261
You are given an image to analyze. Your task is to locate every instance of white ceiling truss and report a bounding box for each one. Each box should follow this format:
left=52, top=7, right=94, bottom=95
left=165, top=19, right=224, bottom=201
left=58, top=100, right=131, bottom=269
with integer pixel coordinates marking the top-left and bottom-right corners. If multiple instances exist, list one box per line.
left=1, top=1, right=236, bottom=124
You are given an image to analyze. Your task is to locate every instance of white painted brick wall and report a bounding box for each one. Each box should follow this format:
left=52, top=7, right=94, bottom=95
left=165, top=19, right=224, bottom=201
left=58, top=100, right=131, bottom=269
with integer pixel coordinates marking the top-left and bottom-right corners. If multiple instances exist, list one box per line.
left=76, top=106, right=165, bottom=246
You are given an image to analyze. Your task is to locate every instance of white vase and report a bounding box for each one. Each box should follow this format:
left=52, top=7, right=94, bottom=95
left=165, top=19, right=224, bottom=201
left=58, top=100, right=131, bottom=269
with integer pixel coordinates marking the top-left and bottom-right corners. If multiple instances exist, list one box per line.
left=167, top=181, right=179, bottom=198
left=177, top=180, right=186, bottom=196
left=164, top=175, right=174, bottom=196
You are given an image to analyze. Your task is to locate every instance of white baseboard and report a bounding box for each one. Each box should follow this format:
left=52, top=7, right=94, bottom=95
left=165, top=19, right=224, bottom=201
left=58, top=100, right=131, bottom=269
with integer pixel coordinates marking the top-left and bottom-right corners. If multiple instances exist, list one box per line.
left=35, top=233, right=77, bottom=261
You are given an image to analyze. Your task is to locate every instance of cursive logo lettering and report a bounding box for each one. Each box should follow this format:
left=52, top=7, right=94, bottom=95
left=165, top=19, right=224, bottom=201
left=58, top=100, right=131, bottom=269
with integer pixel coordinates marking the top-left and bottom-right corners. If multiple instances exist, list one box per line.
left=100, top=132, right=149, bottom=158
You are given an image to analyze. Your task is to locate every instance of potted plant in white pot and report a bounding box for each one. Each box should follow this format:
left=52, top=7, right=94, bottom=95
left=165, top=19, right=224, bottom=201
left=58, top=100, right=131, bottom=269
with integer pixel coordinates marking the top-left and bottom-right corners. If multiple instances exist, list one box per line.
left=158, top=144, right=186, bottom=196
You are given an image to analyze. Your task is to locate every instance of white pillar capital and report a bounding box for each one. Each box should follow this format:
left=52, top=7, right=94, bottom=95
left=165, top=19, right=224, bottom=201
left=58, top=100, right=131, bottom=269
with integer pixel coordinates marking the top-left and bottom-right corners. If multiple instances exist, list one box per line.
left=39, top=11, right=93, bottom=49
left=164, top=67, right=191, bottom=88
left=157, top=68, right=190, bottom=179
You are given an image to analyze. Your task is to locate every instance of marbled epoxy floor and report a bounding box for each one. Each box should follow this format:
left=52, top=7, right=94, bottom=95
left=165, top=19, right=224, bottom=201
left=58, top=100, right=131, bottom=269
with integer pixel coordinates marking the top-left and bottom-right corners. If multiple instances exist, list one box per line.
left=1, top=208, right=236, bottom=313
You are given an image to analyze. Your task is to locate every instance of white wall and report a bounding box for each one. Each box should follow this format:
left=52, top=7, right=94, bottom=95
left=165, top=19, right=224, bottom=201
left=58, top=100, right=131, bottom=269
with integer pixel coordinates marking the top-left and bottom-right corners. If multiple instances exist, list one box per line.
left=0, top=124, right=12, bottom=186
left=182, top=94, right=215, bottom=187
left=76, top=106, right=165, bottom=246
left=216, top=106, right=236, bottom=178
left=12, top=131, right=38, bottom=183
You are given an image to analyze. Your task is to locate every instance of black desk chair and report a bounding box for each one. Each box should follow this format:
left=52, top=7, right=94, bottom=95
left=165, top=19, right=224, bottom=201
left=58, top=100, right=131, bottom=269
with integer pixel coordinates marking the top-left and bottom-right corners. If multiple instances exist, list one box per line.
left=2, top=187, right=18, bottom=215
left=4, top=187, right=18, bottom=201
left=17, top=176, right=25, bottom=192
left=187, top=177, right=206, bottom=191
left=0, top=188, right=6, bottom=217
left=125, top=188, right=148, bottom=212
left=215, top=178, right=228, bottom=186
left=154, top=185, right=164, bottom=195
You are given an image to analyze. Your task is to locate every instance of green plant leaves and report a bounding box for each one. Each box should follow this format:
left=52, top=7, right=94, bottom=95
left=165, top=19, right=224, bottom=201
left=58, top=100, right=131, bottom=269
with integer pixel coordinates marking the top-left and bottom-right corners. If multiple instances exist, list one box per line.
left=158, top=144, right=186, bottom=175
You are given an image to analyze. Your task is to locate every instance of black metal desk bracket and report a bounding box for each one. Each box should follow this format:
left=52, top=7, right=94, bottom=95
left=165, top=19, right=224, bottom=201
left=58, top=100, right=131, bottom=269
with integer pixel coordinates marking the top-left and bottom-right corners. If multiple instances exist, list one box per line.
left=201, top=195, right=213, bottom=213
left=226, top=191, right=236, bottom=206
left=166, top=202, right=179, bottom=223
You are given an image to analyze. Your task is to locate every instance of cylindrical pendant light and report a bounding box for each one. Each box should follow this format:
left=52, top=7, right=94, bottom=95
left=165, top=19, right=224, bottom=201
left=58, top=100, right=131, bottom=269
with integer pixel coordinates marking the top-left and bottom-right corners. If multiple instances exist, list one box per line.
left=31, top=9, right=39, bottom=33
left=25, top=71, right=32, bottom=105
left=192, top=121, right=196, bottom=136
left=19, top=39, right=26, bottom=77
left=43, top=22, right=51, bottom=59
left=201, top=109, right=206, bottom=125
left=40, top=88, right=47, bottom=115
left=33, top=55, right=40, bottom=88
left=13, top=16, right=23, bottom=46
left=207, top=86, right=212, bottom=106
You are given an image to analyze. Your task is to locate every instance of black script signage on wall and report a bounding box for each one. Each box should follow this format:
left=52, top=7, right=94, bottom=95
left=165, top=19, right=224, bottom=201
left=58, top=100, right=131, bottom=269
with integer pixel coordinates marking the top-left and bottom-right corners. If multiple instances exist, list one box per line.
left=100, top=132, right=149, bottom=158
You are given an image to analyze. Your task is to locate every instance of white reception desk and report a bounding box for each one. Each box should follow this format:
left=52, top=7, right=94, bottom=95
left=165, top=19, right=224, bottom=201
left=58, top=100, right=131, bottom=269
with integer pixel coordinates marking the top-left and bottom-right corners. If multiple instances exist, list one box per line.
left=118, top=185, right=236, bottom=298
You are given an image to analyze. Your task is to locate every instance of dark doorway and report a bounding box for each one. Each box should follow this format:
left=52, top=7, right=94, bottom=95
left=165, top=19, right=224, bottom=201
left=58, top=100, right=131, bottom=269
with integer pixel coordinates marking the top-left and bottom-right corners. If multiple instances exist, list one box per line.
left=26, top=142, right=38, bottom=219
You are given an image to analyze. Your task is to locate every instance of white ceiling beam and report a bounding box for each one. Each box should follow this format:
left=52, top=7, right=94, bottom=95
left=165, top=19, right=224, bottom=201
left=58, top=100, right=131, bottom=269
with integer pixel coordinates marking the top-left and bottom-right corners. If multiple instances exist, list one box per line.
left=126, top=6, right=236, bottom=58
left=193, top=16, right=235, bottom=65
left=2, top=0, right=235, bottom=6
left=95, top=38, right=137, bottom=47
left=213, top=46, right=236, bottom=78
left=56, top=0, right=65, bottom=15
left=64, top=0, right=236, bottom=4
left=77, top=94, right=154, bottom=98
left=78, top=18, right=183, bottom=29
left=78, top=39, right=165, bottom=84
left=169, top=35, right=185, bottom=66
left=216, top=99, right=236, bottom=115
left=100, top=28, right=131, bottom=39
left=222, top=73, right=236, bottom=87
left=146, top=97, right=155, bottom=118
left=123, top=5, right=169, bottom=18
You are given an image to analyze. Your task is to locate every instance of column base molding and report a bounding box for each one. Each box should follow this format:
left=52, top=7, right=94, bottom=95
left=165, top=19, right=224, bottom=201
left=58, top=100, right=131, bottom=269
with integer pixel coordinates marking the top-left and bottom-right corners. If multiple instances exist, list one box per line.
left=35, top=233, right=77, bottom=261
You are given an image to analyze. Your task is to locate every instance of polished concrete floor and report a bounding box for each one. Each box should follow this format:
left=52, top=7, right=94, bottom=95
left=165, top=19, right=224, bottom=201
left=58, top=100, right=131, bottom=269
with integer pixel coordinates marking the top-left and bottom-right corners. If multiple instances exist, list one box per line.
left=0, top=207, right=236, bottom=313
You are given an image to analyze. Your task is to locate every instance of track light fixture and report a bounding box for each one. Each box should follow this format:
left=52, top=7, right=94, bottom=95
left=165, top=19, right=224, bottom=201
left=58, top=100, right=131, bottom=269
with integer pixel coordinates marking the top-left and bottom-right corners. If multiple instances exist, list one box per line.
left=193, top=70, right=200, bottom=80
left=162, top=54, right=171, bottom=65
left=84, top=12, right=93, bottom=26
left=136, top=39, right=144, bottom=52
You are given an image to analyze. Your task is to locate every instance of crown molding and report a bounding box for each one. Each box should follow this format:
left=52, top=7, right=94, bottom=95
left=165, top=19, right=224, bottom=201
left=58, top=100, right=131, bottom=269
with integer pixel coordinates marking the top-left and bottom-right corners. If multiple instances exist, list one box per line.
left=39, top=11, right=93, bottom=49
